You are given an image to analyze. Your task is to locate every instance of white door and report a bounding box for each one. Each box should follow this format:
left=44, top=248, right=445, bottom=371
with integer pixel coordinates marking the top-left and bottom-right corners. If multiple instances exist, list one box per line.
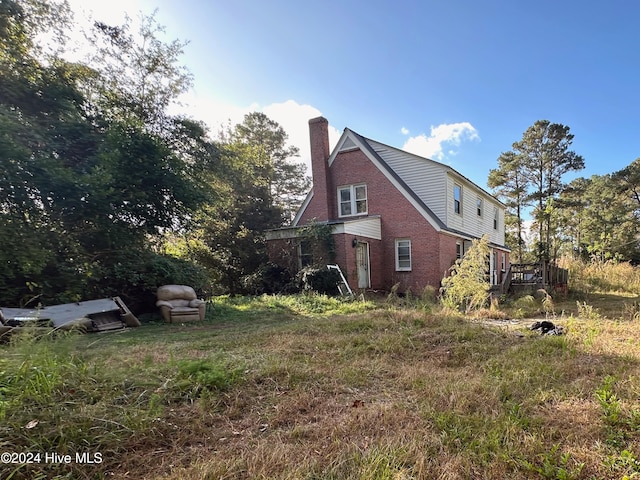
left=356, top=242, right=370, bottom=289
left=490, top=250, right=498, bottom=285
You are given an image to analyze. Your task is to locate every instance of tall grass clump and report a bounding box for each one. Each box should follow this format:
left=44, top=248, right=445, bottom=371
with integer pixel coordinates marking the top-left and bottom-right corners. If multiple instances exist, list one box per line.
left=0, top=328, right=163, bottom=478
left=210, top=292, right=379, bottom=320
left=561, top=257, right=640, bottom=294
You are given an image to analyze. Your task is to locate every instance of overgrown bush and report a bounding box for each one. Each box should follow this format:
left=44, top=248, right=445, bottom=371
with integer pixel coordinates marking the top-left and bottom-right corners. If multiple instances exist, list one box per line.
left=298, top=266, right=342, bottom=295
left=240, top=263, right=296, bottom=295
left=84, top=250, right=212, bottom=313
left=511, top=294, right=540, bottom=318
left=562, top=257, right=640, bottom=294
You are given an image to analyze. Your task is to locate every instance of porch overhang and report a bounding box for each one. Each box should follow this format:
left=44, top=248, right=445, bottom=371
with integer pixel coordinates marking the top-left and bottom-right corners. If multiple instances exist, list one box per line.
left=266, top=216, right=382, bottom=241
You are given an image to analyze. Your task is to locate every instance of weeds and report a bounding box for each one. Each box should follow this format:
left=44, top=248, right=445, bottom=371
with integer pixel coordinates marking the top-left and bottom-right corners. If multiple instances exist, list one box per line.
left=561, top=256, right=640, bottom=294
left=538, top=289, right=556, bottom=318
left=595, top=376, right=621, bottom=426
left=623, top=300, right=640, bottom=321
left=520, top=444, right=584, bottom=480
left=577, top=300, right=602, bottom=320
left=172, top=357, right=245, bottom=401
left=2, top=293, right=640, bottom=479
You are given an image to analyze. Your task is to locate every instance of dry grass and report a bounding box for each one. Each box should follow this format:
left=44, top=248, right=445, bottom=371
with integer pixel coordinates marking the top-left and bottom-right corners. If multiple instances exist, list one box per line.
left=4, top=293, right=640, bottom=479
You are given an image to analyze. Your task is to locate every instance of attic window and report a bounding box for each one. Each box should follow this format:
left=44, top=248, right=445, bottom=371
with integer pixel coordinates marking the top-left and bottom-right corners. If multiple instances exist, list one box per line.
left=338, top=184, right=367, bottom=217
left=477, top=198, right=483, bottom=217
left=493, top=207, right=499, bottom=230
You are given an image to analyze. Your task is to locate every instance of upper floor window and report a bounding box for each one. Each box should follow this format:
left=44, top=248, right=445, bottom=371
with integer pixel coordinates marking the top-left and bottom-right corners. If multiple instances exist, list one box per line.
left=493, top=207, right=499, bottom=230
left=477, top=198, right=483, bottom=217
left=338, top=184, right=367, bottom=217
left=454, top=184, right=462, bottom=215
left=395, top=239, right=412, bottom=271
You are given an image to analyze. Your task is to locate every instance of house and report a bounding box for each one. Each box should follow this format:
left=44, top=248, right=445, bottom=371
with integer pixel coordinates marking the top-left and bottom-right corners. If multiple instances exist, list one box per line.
left=266, top=116, right=510, bottom=293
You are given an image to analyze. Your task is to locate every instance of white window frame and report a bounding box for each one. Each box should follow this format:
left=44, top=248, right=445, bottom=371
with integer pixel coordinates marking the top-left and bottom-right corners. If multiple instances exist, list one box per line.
left=338, top=184, right=368, bottom=217
left=454, top=184, right=462, bottom=215
left=395, top=238, right=412, bottom=271
left=456, top=241, right=463, bottom=260
left=477, top=197, right=483, bottom=217
left=493, top=207, right=499, bottom=230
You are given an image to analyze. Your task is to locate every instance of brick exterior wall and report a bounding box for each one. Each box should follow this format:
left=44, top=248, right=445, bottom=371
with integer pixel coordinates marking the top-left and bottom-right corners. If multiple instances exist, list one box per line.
left=308, top=117, right=331, bottom=221
left=298, top=146, right=452, bottom=292
left=269, top=118, right=510, bottom=293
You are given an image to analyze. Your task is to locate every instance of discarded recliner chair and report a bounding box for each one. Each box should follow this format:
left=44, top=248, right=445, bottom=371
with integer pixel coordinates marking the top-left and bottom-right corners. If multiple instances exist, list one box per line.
left=156, top=285, right=206, bottom=323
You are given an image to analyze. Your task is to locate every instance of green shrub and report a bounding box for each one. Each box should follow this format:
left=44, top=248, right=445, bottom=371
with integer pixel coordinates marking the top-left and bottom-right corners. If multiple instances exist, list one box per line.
left=240, top=263, right=296, bottom=295
left=298, top=266, right=342, bottom=295
left=85, top=250, right=212, bottom=313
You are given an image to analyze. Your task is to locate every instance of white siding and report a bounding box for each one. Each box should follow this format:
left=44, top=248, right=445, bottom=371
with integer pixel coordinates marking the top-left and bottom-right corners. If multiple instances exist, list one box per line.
left=446, top=173, right=505, bottom=245
left=368, top=140, right=448, bottom=222
left=341, top=217, right=382, bottom=240
left=367, top=139, right=506, bottom=246
left=267, top=217, right=382, bottom=241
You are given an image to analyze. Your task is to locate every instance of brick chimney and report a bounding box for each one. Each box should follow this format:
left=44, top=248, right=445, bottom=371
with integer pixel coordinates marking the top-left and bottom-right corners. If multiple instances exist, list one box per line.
left=308, top=116, right=331, bottom=221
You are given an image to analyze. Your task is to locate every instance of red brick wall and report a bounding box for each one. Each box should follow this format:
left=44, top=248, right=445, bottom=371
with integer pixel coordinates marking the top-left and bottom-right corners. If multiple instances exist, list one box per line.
left=299, top=148, right=450, bottom=292
left=307, top=117, right=332, bottom=222
left=283, top=138, right=509, bottom=293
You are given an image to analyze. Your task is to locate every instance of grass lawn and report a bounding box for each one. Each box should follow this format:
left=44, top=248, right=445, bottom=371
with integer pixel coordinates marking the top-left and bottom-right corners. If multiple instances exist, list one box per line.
left=2, top=292, right=640, bottom=479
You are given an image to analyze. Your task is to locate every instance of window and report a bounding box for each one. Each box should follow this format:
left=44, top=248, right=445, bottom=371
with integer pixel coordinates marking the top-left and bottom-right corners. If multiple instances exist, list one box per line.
left=338, top=184, right=367, bottom=217
left=298, top=240, right=313, bottom=268
left=395, top=239, right=411, bottom=271
left=477, top=198, right=483, bottom=217
left=493, top=207, right=499, bottom=230
left=456, top=241, right=462, bottom=260
left=454, top=184, right=462, bottom=214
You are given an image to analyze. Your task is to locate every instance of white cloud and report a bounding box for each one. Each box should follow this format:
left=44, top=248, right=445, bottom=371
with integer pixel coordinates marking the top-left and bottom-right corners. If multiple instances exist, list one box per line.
left=401, top=122, right=480, bottom=161
left=263, top=100, right=342, bottom=175
left=401, top=127, right=410, bottom=135
left=177, top=97, right=340, bottom=177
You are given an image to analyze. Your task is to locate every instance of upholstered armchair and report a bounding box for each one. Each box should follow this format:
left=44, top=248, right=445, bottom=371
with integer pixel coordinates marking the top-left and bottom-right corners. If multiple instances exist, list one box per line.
left=156, top=285, right=206, bottom=323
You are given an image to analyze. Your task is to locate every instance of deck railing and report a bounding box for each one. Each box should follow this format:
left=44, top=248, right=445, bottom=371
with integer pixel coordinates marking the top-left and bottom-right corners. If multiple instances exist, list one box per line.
left=503, top=262, right=568, bottom=293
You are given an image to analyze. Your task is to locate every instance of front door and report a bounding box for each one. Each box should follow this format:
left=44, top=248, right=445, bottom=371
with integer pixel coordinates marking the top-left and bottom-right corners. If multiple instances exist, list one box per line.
left=356, top=242, right=370, bottom=289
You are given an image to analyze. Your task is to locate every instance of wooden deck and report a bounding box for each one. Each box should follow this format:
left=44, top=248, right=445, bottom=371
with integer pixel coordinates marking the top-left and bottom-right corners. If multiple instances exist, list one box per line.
left=498, top=262, right=569, bottom=294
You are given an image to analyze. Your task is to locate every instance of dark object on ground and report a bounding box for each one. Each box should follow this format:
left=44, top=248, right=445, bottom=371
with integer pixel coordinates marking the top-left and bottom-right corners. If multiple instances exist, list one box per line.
left=530, top=320, right=564, bottom=336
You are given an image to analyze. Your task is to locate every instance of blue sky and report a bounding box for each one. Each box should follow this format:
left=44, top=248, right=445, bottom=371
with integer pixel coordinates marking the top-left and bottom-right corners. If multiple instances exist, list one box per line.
left=70, top=0, right=640, bottom=191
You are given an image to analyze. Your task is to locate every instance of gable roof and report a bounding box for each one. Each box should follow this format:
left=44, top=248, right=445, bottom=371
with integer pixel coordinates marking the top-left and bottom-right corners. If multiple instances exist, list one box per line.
left=332, top=128, right=446, bottom=232
left=294, top=126, right=507, bottom=247
left=342, top=129, right=505, bottom=208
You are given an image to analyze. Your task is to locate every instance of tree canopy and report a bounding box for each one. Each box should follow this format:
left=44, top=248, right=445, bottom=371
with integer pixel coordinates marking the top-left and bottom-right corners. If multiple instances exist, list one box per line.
left=0, top=0, right=309, bottom=307
left=490, top=120, right=640, bottom=265
left=489, top=120, right=585, bottom=263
